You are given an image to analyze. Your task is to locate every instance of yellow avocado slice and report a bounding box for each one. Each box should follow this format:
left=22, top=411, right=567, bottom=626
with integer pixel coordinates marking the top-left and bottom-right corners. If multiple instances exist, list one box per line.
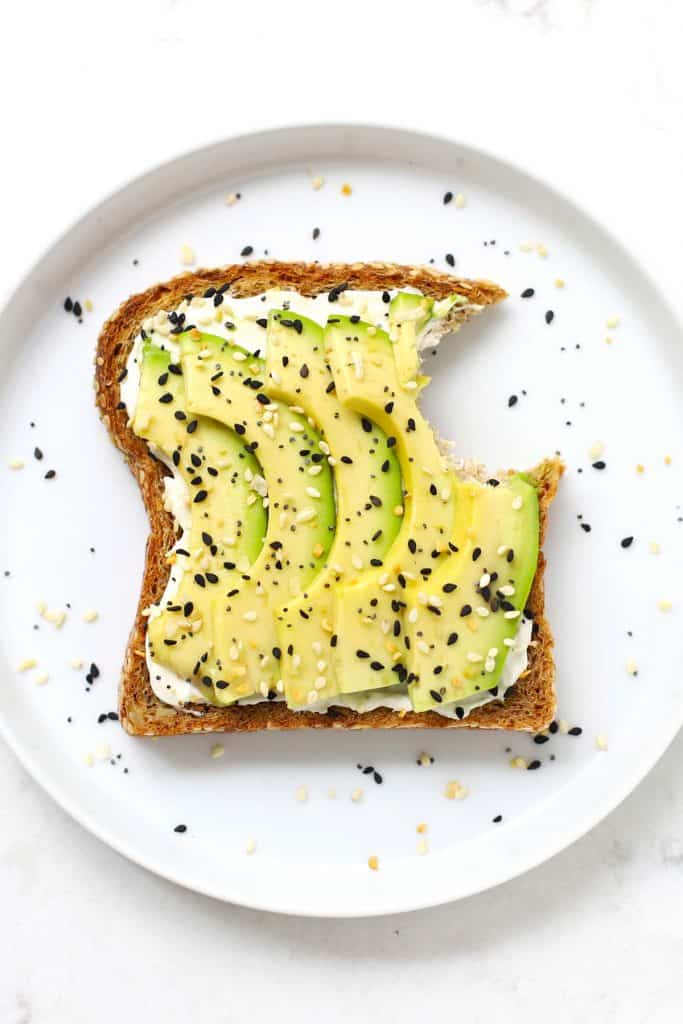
left=132, top=340, right=266, bottom=701
left=324, top=315, right=457, bottom=694
left=179, top=330, right=335, bottom=705
left=264, top=311, right=402, bottom=707
left=407, top=475, right=539, bottom=712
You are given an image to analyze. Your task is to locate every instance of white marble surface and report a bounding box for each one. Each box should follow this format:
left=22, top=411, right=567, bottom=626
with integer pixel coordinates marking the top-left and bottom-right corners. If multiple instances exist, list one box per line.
left=1, top=1, right=682, bottom=1020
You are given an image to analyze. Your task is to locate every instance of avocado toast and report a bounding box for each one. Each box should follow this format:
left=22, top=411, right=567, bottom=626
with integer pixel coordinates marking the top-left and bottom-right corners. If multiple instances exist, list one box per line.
left=95, top=261, right=562, bottom=736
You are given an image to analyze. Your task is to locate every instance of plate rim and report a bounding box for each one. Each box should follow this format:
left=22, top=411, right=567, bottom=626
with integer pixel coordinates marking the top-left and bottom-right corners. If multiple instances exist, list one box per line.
left=1, top=120, right=682, bottom=917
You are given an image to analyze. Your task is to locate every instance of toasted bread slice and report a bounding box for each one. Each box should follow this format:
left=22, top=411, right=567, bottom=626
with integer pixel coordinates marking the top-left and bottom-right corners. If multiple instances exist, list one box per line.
left=95, top=260, right=561, bottom=736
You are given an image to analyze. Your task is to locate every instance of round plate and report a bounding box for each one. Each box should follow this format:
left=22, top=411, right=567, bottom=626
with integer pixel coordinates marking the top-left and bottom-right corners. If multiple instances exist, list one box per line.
left=0, top=124, right=681, bottom=917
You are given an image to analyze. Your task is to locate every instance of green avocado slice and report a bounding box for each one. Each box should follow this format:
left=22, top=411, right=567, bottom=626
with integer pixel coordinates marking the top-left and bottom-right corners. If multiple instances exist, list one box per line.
left=179, top=330, right=335, bottom=705
left=132, top=340, right=266, bottom=702
left=406, top=474, right=539, bottom=712
left=388, top=291, right=468, bottom=385
left=264, top=311, right=402, bottom=707
left=324, top=315, right=457, bottom=695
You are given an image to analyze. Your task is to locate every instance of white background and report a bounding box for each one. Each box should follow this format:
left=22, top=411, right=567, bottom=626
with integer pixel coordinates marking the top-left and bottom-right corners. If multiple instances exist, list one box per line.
left=1, top=1, right=682, bottom=1021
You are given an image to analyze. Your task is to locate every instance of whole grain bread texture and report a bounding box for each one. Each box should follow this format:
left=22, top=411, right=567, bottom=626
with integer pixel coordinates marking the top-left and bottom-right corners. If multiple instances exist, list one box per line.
left=95, top=260, right=561, bottom=736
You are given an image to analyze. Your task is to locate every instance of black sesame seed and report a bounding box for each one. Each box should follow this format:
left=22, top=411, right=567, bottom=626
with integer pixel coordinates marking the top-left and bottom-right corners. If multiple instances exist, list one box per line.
left=492, top=815, right=502, bottom=823
left=382, top=290, right=390, bottom=303
left=442, top=583, right=457, bottom=593
left=534, top=734, right=550, bottom=745
left=472, top=547, right=482, bottom=561
left=159, top=392, right=173, bottom=404
left=44, top=470, right=56, bottom=479
left=73, top=301, right=82, bottom=317
left=447, top=632, right=458, bottom=645
left=443, top=191, right=453, bottom=205
left=194, top=490, right=208, bottom=503
left=173, top=824, right=187, bottom=833
left=445, top=253, right=455, bottom=267
left=34, top=447, right=43, bottom=460
left=64, top=297, right=73, bottom=312
left=429, top=689, right=443, bottom=703
left=370, top=661, right=384, bottom=671
left=592, top=461, right=606, bottom=470
left=549, top=720, right=558, bottom=734
left=299, top=363, right=309, bottom=379
left=356, top=649, right=370, bottom=659
left=312, top=227, right=320, bottom=240
left=580, top=523, right=591, bottom=533
left=527, top=760, right=542, bottom=770
left=545, top=310, right=554, bottom=324
left=361, top=417, right=372, bottom=433
left=240, top=245, right=254, bottom=257
left=508, top=395, right=518, bottom=408
left=568, top=726, right=582, bottom=736
left=460, top=604, right=472, bottom=617
left=521, top=288, right=535, bottom=299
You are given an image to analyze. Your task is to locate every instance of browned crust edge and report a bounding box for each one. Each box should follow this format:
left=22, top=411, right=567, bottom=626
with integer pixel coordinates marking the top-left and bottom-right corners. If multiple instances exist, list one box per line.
left=94, top=260, right=561, bottom=736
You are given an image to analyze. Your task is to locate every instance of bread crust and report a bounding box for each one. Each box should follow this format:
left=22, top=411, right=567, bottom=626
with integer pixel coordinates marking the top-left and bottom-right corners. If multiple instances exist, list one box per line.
left=95, top=260, right=561, bottom=736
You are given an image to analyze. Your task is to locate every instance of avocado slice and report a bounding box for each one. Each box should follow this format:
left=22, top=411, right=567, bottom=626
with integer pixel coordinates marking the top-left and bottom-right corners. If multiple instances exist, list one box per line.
left=406, top=474, right=539, bottom=712
left=179, top=330, right=335, bottom=704
left=132, top=341, right=266, bottom=701
left=324, top=315, right=457, bottom=694
left=264, top=311, right=402, bottom=707
left=388, top=291, right=468, bottom=385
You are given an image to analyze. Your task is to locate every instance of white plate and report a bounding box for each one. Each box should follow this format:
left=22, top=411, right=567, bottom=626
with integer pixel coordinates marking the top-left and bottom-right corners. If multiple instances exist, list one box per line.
left=0, top=124, right=681, bottom=917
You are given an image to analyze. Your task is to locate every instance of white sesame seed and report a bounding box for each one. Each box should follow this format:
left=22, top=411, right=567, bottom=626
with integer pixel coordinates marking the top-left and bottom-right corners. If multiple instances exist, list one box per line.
left=295, top=785, right=308, bottom=802
left=649, top=541, right=661, bottom=555
left=82, top=609, right=99, bottom=623
left=211, top=743, right=225, bottom=759
left=625, top=658, right=638, bottom=676
left=484, top=658, right=495, bottom=673
left=308, top=465, right=322, bottom=476
left=588, top=440, right=605, bottom=460
left=503, top=638, right=515, bottom=648
left=70, top=658, right=83, bottom=669
left=475, top=606, right=490, bottom=618
left=306, top=690, right=317, bottom=704
left=427, top=595, right=442, bottom=608
left=245, top=838, right=257, bottom=855
left=180, top=244, right=196, bottom=266
left=243, top=610, right=258, bottom=622
left=8, top=458, right=24, bottom=470
left=305, top=486, right=321, bottom=499
left=479, top=573, right=491, bottom=588
left=512, top=495, right=523, bottom=511
left=35, top=671, right=49, bottom=685
left=606, top=316, right=620, bottom=329
left=497, top=545, right=509, bottom=556
left=657, top=599, right=673, bottom=612
left=311, top=175, right=325, bottom=190
left=17, top=658, right=37, bottom=672
left=498, top=584, right=515, bottom=597
left=416, top=640, right=430, bottom=655
left=417, top=838, right=430, bottom=855
left=504, top=609, right=521, bottom=619
left=558, top=719, right=570, bottom=734
left=510, top=756, right=527, bottom=769
left=351, top=788, right=363, bottom=803
left=316, top=659, right=326, bottom=672
left=454, top=193, right=466, bottom=209
left=408, top=608, right=419, bottom=624
left=314, top=676, right=327, bottom=690
left=351, top=554, right=363, bottom=570
left=466, top=652, right=484, bottom=663
left=444, top=780, right=468, bottom=800
left=319, top=440, right=330, bottom=455
left=295, top=508, right=316, bottom=523
left=595, top=734, right=608, bottom=751
left=312, top=641, right=322, bottom=656
left=289, top=421, right=305, bottom=433
left=226, top=192, right=239, bottom=206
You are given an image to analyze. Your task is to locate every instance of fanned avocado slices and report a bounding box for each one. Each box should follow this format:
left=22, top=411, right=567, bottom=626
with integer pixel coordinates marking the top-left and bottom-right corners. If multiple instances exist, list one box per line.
left=265, top=311, right=402, bottom=707
left=406, top=474, right=539, bottom=712
left=133, top=340, right=266, bottom=701
left=179, top=330, right=335, bottom=705
left=324, top=315, right=456, bottom=695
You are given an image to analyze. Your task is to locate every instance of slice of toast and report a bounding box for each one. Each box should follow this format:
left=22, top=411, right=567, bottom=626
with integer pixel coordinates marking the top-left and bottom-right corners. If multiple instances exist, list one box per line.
left=95, top=260, right=561, bottom=736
